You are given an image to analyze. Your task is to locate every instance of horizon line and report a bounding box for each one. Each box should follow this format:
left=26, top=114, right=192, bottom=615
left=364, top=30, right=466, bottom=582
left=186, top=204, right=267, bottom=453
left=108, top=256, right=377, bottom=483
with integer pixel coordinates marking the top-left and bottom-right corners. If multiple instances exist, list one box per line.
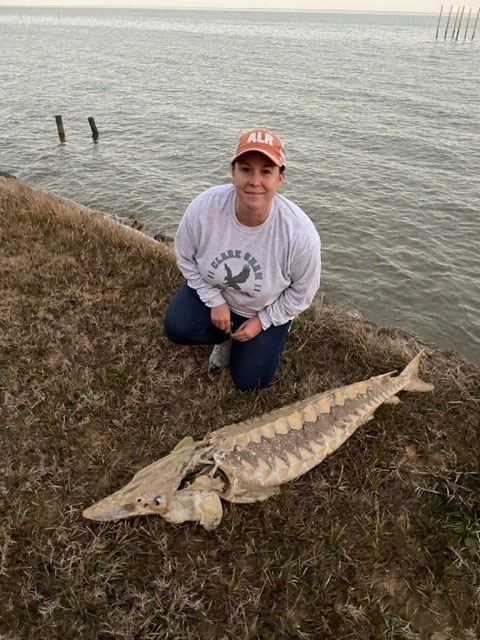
left=0, top=4, right=439, bottom=13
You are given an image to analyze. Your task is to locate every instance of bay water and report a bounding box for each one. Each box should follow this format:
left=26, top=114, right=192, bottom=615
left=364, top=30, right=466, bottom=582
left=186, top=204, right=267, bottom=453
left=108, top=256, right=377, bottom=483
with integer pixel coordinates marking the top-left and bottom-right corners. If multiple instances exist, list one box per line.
left=1, top=7, right=479, bottom=364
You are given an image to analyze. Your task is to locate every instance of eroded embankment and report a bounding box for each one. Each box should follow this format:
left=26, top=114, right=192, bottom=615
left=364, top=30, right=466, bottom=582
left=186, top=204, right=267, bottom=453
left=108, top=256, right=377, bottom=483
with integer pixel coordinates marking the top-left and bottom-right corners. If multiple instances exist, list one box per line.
left=1, top=177, right=479, bottom=640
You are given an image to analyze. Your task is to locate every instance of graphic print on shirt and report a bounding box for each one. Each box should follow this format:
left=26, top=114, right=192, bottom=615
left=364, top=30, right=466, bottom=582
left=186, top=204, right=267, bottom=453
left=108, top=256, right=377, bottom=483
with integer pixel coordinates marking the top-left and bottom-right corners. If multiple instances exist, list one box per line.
left=206, top=249, right=263, bottom=296
left=224, top=264, right=250, bottom=290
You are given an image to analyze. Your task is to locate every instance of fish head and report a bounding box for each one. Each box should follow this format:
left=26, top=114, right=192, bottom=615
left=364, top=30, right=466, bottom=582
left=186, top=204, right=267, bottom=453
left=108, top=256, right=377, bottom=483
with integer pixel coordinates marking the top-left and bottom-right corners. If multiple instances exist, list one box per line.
left=83, top=438, right=206, bottom=522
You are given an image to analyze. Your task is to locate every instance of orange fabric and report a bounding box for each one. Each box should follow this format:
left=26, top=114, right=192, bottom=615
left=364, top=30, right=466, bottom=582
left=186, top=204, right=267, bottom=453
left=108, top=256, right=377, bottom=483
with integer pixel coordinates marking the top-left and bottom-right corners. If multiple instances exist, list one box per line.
left=232, top=128, right=286, bottom=168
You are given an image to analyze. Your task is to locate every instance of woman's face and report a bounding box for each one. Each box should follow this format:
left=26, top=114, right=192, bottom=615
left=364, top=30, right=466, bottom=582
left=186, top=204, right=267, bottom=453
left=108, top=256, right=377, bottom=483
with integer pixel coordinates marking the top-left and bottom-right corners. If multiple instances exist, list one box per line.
left=232, top=151, right=285, bottom=219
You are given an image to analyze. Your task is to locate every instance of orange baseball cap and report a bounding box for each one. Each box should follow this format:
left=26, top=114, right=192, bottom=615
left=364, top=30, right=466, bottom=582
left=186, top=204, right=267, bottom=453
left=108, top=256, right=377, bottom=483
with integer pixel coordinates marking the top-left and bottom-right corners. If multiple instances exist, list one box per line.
left=232, top=128, right=286, bottom=168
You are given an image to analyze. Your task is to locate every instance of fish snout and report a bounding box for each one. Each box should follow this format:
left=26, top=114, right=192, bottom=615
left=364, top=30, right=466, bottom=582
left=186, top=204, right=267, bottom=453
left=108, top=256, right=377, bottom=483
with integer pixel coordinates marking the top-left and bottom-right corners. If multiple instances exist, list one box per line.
left=82, top=500, right=140, bottom=521
left=83, top=493, right=169, bottom=521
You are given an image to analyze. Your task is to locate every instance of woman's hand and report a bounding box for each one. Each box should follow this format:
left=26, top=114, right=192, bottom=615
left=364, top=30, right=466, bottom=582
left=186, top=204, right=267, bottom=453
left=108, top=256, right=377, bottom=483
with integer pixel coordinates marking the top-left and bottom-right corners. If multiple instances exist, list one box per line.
left=211, top=302, right=231, bottom=333
left=231, top=316, right=262, bottom=342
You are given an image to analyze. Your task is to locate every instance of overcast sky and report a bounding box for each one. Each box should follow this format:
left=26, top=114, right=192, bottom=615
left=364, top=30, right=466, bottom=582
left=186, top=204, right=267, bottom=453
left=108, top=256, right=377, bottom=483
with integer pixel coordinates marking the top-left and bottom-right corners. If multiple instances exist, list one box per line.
left=0, top=0, right=442, bottom=12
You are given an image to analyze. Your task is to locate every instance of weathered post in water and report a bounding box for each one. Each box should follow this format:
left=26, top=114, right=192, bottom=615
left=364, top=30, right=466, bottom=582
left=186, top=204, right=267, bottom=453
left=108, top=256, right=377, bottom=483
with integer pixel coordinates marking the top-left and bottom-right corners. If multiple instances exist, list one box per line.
left=436, top=4, right=444, bottom=38
left=55, top=115, right=65, bottom=143
left=464, top=7, right=472, bottom=38
left=88, top=117, right=99, bottom=141
left=444, top=5, right=453, bottom=37
left=472, top=6, right=480, bottom=39
left=452, top=5, right=460, bottom=36
left=456, top=5, right=465, bottom=40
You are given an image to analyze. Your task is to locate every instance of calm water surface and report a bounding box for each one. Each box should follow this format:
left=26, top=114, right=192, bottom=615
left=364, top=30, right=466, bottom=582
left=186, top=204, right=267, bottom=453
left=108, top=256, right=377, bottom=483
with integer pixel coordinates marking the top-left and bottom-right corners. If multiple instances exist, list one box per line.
left=1, top=7, right=479, bottom=364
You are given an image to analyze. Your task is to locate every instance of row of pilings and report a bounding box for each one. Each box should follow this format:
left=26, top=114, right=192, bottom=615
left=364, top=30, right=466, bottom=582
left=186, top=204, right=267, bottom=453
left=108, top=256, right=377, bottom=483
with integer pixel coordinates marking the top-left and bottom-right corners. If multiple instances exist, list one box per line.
left=436, top=4, right=480, bottom=40
left=55, top=116, right=99, bottom=143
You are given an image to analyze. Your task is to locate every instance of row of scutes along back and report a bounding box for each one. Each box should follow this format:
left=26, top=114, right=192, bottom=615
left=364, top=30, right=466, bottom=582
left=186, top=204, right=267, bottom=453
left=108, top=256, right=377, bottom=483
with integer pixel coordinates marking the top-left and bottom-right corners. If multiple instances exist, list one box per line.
left=217, top=378, right=378, bottom=452
left=236, top=424, right=353, bottom=484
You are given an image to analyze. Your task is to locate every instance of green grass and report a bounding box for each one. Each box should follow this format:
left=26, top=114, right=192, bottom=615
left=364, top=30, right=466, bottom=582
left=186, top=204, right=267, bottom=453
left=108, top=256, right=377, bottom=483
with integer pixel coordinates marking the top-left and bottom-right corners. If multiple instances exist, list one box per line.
left=1, top=177, right=479, bottom=640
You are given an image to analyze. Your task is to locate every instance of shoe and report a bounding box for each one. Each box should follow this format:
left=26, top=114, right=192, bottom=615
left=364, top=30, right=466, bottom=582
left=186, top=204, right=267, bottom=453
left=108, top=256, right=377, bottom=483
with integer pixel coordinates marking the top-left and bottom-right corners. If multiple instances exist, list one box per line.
left=209, top=339, right=232, bottom=370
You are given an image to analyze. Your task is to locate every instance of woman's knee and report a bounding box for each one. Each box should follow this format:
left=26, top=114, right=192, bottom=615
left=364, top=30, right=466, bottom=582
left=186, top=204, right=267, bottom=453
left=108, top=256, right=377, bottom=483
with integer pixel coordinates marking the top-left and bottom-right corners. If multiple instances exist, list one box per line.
left=164, top=282, right=216, bottom=345
left=164, top=313, right=185, bottom=344
left=164, top=305, right=194, bottom=344
left=164, top=304, right=216, bottom=345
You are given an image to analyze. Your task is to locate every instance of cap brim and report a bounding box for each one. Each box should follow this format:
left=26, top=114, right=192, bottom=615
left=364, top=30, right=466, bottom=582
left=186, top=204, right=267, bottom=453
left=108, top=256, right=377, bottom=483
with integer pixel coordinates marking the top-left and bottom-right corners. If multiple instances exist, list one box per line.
left=232, top=148, right=283, bottom=167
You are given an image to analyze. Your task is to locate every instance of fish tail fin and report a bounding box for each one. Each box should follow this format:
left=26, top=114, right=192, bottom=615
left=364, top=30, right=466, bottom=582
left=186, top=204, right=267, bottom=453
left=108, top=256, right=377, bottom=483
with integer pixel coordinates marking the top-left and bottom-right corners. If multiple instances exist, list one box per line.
left=400, top=350, right=434, bottom=392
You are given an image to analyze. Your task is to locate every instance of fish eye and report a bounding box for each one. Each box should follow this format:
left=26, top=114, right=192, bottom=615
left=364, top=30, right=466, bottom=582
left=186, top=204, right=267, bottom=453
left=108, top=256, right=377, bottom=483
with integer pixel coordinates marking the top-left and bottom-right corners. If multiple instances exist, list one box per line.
left=153, top=496, right=163, bottom=506
left=136, top=497, right=142, bottom=503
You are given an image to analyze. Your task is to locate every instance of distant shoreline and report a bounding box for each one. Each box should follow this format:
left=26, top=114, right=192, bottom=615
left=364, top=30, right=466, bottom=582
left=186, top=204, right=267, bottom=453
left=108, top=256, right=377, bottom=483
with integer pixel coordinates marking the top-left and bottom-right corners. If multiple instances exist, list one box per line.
left=0, top=5, right=438, bottom=15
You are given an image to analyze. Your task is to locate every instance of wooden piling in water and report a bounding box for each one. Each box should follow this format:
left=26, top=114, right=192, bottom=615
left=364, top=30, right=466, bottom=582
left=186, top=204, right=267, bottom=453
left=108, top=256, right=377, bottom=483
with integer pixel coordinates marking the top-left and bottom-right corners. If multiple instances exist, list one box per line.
left=55, top=115, right=65, bottom=143
left=452, top=5, right=460, bottom=36
left=436, top=4, right=444, bottom=38
left=464, top=7, right=472, bottom=38
left=444, top=5, right=453, bottom=37
left=472, top=6, right=480, bottom=39
left=88, top=117, right=99, bottom=141
left=456, top=5, right=465, bottom=40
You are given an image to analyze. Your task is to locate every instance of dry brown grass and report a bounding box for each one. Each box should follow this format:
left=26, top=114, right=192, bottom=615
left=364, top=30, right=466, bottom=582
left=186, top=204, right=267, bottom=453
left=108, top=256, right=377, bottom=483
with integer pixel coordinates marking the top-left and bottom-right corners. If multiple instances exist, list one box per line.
left=1, top=177, right=479, bottom=640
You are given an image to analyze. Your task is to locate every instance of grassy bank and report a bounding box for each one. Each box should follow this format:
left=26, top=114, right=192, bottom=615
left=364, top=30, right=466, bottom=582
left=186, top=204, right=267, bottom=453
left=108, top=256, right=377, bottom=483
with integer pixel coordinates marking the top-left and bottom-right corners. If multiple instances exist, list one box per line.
left=1, top=177, right=479, bottom=640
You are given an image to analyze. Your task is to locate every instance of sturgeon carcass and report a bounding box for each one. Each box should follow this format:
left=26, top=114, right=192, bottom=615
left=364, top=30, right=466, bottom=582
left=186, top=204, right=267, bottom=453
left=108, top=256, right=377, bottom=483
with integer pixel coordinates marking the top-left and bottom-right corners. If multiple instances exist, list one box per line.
left=83, top=352, right=433, bottom=530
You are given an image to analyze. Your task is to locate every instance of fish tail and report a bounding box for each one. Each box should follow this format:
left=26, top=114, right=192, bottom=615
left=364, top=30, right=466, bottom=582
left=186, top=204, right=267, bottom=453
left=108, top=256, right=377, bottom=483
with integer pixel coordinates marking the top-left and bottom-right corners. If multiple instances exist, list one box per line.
left=400, top=350, right=434, bottom=392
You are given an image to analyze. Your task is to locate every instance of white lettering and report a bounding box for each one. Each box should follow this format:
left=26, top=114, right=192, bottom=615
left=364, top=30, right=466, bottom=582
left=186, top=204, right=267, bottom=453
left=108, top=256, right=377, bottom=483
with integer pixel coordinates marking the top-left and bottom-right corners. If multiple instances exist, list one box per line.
left=246, top=131, right=273, bottom=145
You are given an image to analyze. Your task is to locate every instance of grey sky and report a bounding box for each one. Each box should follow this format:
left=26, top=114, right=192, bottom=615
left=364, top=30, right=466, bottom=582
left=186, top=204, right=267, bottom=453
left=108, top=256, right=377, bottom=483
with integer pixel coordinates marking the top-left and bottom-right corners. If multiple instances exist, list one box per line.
left=0, top=0, right=443, bottom=12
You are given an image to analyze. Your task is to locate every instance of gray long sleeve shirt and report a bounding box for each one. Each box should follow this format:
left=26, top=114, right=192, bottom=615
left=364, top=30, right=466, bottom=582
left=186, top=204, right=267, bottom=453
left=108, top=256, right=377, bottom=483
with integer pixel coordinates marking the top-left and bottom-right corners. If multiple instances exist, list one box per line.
left=174, top=184, right=321, bottom=330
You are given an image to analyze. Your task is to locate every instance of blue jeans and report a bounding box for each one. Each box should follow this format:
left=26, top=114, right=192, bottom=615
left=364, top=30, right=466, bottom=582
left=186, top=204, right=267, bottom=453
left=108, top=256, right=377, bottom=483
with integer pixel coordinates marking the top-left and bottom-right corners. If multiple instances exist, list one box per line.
left=164, top=282, right=291, bottom=392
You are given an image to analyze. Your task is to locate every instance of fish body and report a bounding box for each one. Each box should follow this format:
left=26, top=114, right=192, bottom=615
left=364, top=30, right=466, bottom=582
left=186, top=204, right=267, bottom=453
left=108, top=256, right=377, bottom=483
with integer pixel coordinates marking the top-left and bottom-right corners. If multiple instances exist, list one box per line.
left=83, top=352, right=433, bottom=530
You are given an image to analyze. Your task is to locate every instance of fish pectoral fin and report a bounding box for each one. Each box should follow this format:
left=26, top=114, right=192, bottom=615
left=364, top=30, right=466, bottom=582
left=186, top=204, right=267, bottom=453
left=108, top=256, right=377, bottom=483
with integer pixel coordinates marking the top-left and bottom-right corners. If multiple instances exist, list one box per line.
left=384, top=395, right=401, bottom=405
left=173, top=435, right=195, bottom=451
left=198, top=492, right=223, bottom=531
left=228, top=486, right=281, bottom=504
left=403, top=379, right=434, bottom=392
